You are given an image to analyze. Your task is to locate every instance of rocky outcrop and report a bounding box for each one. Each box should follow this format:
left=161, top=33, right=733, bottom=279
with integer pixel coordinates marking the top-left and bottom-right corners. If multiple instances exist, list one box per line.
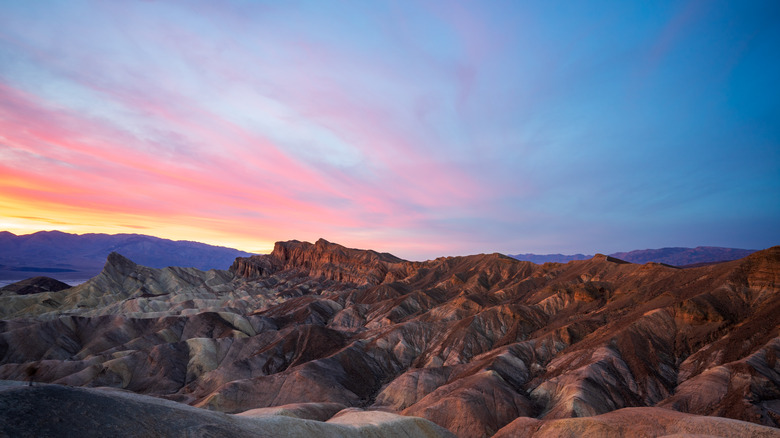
left=1, top=242, right=779, bottom=437
left=231, top=239, right=405, bottom=285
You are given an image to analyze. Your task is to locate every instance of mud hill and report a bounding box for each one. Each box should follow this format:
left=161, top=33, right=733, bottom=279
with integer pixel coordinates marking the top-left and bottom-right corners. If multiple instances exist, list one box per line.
left=0, top=239, right=778, bottom=437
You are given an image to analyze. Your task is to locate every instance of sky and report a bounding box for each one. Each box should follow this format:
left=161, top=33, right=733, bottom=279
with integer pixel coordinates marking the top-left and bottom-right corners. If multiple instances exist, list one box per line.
left=0, top=0, right=778, bottom=260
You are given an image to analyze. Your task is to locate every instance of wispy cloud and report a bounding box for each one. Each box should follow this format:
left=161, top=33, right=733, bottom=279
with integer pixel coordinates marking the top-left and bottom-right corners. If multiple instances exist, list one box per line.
left=0, top=1, right=777, bottom=259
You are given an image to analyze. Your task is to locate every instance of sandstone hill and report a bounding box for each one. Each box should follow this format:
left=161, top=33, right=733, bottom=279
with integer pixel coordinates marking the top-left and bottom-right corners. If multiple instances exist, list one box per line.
left=0, top=238, right=778, bottom=437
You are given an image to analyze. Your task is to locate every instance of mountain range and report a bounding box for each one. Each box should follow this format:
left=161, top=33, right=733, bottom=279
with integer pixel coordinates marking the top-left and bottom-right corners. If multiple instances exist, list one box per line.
left=0, top=238, right=778, bottom=437
left=509, top=246, right=756, bottom=266
left=0, top=231, right=756, bottom=284
left=0, top=231, right=252, bottom=281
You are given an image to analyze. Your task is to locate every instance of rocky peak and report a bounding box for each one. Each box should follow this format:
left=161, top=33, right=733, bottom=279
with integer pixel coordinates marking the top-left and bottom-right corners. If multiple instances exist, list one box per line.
left=231, top=239, right=405, bottom=286
left=96, top=251, right=157, bottom=288
left=106, top=251, right=137, bottom=266
left=273, top=239, right=402, bottom=266
left=105, top=251, right=139, bottom=273
left=591, top=254, right=630, bottom=264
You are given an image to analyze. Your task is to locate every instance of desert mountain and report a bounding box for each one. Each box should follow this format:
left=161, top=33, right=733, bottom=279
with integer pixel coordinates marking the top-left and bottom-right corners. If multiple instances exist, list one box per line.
left=610, top=246, right=758, bottom=266
left=0, top=238, right=778, bottom=437
left=0, top=231, right=252, bottom=281
left=510, top=246, right=756, bottom=266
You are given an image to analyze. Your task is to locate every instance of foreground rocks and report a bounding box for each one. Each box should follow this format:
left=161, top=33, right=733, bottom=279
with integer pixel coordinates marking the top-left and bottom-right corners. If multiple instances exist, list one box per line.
left=0, top=384, right=454, bottom=438
left=493, top=407, right=780, bottom=437
left=0, top=239, right=778, bottom=436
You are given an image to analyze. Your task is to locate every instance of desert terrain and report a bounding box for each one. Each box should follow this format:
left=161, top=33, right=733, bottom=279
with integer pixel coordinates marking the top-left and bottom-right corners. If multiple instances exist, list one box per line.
left=1, top=239, right=778, bottom=437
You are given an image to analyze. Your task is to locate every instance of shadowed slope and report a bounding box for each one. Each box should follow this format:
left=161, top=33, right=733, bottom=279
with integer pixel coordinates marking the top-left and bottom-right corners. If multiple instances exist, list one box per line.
left=0, top=384, right=454, bottom=438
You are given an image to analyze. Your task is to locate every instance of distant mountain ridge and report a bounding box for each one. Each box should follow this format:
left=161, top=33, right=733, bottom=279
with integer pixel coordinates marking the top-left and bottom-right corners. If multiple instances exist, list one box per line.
left=507, top=253, right=591, bottom=264
left=0, top=231, right=760, bottom=283
left=509, top=246, right=757, bottom=266
left=0, top=231, right=253, bottom=281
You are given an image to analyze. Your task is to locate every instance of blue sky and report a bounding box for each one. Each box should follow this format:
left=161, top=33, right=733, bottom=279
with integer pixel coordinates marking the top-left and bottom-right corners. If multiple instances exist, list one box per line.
left=0, top=0, right=778, bottom=259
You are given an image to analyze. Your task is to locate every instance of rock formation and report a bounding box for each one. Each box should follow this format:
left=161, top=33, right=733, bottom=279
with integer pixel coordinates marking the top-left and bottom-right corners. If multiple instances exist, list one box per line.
left=0, top=239, right=778, bottom=437
left=230, top=238, right=404, bottom=285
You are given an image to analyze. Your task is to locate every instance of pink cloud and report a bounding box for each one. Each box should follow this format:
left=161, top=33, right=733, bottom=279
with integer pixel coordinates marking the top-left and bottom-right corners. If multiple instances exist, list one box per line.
left=2, top=76, right=449, bottom=243
left=0, top=4, right=512, bottom=259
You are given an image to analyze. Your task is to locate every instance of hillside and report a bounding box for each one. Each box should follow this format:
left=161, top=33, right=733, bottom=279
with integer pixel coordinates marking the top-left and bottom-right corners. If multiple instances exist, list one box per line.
left=0, top=239, right=778, bottom=437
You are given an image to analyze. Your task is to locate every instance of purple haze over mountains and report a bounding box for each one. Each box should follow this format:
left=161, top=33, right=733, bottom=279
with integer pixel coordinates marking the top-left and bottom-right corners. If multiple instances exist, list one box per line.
left=0, top=230, right=252, bottom=281
left=509, top=246, right=757, bottom=266
left=0, top=231, right=759, bottom=285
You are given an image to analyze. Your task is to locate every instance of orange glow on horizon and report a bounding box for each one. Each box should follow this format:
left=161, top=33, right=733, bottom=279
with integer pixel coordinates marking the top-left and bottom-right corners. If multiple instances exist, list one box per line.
left=0, top=199, right=276, bottom=255
left=0, top=194, right=453, bottom=261
left=0, top=66, right=485, bottom=262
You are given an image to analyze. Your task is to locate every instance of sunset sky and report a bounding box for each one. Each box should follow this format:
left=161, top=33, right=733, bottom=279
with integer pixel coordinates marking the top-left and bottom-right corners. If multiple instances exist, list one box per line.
left=1, top=1, right=778, bottom=260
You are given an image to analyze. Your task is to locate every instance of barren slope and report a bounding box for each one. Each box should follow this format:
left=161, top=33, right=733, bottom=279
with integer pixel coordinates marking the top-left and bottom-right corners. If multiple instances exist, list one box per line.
left=0, top=384, right=453, bottom=438
left=1, top=239, right=778, bottom=437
